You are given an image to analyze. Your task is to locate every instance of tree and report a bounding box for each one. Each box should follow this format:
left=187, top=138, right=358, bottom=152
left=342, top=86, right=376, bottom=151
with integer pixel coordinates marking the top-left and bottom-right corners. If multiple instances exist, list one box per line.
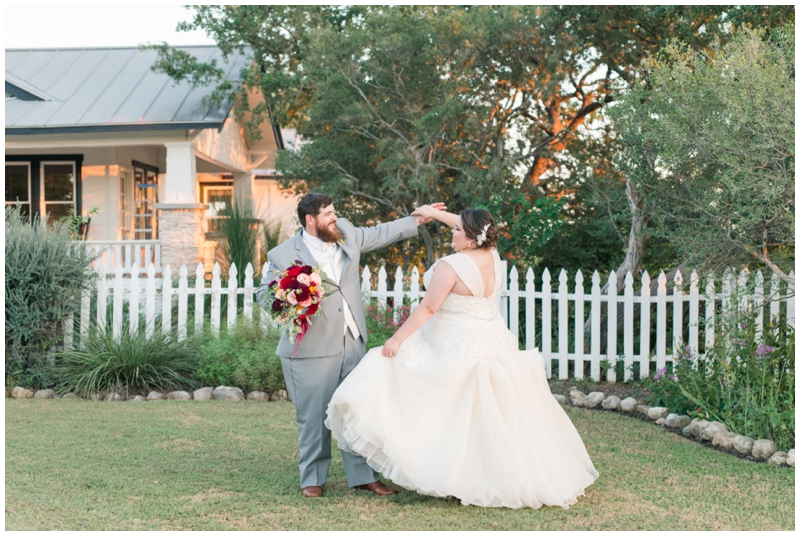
left=611, top=25, right=795, bottom=283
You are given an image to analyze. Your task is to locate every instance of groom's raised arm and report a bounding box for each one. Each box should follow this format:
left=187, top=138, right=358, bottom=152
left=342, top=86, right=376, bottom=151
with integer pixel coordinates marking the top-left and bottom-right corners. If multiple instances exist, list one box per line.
left=351, top=216, right=420, bottom=254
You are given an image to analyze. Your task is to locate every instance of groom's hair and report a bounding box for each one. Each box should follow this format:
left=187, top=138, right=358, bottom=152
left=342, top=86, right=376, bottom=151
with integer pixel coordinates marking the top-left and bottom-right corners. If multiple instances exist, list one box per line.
left=460, top=209, right=498, bottom=250
left=297, top=193, right=333, bottom=228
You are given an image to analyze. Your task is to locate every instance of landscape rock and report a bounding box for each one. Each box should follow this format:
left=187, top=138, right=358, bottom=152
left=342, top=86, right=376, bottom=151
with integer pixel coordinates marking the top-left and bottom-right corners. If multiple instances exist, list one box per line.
left=193, top=387, right=214, bottom=401
left=270, top=389, right=290, bottom=402
left=62, top=393, right=79, bottom=399
left=552, top=394, right=568, bottom=406
left=786, top=449, right=795, bottom=468
left=147, top=391, right=166, bottom=401
left=636, top=404, right=651, bottom=416
left=128, top=396, right=146, bottom=403
left=752, top=439, right=778, bottom=460
left=712, top=431, right=737, bottom=450
left=699, top=421, right=729, bottom=442
left=648, top=407, right=669, bottom=420
left=167, top=391, right=192, bottom=400
left=601, top=395, right=621, bottom=410
left=89, top=393, right=102, bottom=401
left=585, top=392, right=605, bottom=408
left=247, top=391, right=270, bottom=401
left=732, top=435, right=755, bottom=455
left=569, top=390, right=586, bottom=407
left=619, top=397, right=638, bottom=412
left=768, top=451, right=787, bottom=466
left=11, top=387, right=34, bottom=399
left=34, top=389, right=55, bottom=399
left=105, top=392, right=124, bottom=402
left=665, top=414, right=691, bottom=429
left=656, top=418, right=666, bottom=425
left=213, top=386, right=245, bottom=401
left=683, top=419, right=710, bottom=439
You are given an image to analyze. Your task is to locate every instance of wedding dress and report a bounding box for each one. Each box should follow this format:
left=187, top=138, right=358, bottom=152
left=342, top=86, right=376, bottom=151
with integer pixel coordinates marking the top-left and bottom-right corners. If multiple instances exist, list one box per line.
left=325, top=250, right=599, bottom=509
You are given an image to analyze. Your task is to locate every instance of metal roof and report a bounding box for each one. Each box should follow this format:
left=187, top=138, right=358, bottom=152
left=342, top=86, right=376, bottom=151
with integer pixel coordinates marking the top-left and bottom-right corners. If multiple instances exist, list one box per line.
left=5, top=46, right=248, bottom=135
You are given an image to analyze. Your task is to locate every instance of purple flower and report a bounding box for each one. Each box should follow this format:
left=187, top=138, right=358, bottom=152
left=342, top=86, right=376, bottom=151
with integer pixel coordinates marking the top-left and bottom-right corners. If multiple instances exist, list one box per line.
left=755, top=344, right=776, bottom=359
left=736, top=340, right=747, bottom=347
left=739, top=322, right=748, bottom=329
left=669, top=375, right=677, bottom=381
left=654, top=367, right=667, bottom=380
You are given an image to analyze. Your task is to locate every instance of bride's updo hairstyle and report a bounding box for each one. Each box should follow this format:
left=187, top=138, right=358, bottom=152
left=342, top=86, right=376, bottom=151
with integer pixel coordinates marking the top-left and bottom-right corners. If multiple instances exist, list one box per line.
left=460, top=209, right=498, bottom=250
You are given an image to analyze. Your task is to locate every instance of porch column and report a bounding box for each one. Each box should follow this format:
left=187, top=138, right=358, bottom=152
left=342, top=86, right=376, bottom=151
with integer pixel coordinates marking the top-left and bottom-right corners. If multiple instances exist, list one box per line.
left=155, top=141, right=207, bottom=271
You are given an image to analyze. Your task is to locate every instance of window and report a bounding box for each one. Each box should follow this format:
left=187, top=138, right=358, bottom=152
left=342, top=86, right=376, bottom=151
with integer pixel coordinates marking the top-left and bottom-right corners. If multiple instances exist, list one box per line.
left=119, top=170, right=132, bottom=239
left=203, top=185, right=233, bottom=233
left=41, top=161, right=76, bottom=222
left=132, top=161, right=159, bottom=240
left=5, top=162, right=31, bottom=218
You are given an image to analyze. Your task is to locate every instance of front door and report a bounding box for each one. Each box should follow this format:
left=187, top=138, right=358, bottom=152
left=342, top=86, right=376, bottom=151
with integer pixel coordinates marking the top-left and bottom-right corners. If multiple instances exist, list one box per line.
left=132, top=161, right=159, bottom=240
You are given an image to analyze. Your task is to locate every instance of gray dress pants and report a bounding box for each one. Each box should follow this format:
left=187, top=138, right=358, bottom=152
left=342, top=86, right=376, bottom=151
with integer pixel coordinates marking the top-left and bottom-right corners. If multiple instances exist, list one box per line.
left=281, top=330, right=378, bottom=489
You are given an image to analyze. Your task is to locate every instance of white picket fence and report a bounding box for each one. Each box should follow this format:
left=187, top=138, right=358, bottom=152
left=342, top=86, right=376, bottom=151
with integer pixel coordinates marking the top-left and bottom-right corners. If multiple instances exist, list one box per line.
left=67, top=261, right=795, bottom=382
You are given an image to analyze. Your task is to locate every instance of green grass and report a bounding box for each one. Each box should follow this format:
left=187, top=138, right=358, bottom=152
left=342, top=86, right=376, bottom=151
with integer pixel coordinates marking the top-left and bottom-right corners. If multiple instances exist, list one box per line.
left=5, top=400, right=794, bottom=530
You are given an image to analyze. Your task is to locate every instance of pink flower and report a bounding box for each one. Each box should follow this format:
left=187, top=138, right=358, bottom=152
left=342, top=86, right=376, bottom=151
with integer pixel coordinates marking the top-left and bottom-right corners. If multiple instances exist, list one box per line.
left=287, top=293, right=298, bottom=305
left=297, top=273, right=311, bottom=285
left=310, top=272, right=322, bottom=285
left=299, top=298, right=313, bottom=307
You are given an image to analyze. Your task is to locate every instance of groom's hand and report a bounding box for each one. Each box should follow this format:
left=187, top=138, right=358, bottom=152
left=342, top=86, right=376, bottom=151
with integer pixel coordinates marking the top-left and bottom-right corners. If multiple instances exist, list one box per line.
left=412, top=202, right=447, bottom=225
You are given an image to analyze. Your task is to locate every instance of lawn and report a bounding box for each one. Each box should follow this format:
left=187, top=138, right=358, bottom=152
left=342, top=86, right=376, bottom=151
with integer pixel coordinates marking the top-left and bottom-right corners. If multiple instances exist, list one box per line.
left=5, top=399, right=794, bottom=530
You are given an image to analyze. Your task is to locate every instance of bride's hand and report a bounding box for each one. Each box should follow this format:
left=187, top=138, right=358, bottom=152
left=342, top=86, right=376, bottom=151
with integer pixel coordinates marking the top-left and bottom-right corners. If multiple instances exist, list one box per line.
left=382, top=337, right=401, bottom=358
left=412, top=202, right=447, bottom=225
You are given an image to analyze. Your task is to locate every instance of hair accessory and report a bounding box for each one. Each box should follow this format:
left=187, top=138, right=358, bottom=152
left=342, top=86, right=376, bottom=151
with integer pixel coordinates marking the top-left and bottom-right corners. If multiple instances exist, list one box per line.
left=476, top=223, right=491, bottom=246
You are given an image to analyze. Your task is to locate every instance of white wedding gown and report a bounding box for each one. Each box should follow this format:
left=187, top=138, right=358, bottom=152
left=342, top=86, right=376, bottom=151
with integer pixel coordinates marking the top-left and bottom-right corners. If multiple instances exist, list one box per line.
left=325, top=250, right=599, bottom=509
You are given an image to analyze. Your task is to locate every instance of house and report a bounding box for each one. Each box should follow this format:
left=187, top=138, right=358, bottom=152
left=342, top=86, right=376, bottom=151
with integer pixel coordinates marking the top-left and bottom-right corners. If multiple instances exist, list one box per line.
left=5, top=46, right=300, bottom=273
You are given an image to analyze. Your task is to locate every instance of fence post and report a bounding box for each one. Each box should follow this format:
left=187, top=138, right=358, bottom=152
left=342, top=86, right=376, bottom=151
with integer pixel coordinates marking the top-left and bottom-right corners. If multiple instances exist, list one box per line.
left=672, top=270, right=684, bottom=360
left=244, top=263, right=254, bottom=322
left=640, top=271, right=651, bottom=378
left=210, top=263, right=222, bottom=335
left=525, top=268, right=536, bottom=352
left=623, top=271, right=634, bottom=381
left=509, top=266, right=520, bottom=342
left=542, top=268, right=552, bottom=378
left=655, top=271, right=668, bottom=373
left=162, top=265, right=173, bottom=335
left=178, top=265, right=189, bottom=342
left=228, top=263, right=238, bottom=330
left=573, top=270, right=584, bottom=379
left=195, top=263, right=205, bottom=335
left=557, top=269, right=568, bottom=379
left=129, top=263, right=140, bottom=335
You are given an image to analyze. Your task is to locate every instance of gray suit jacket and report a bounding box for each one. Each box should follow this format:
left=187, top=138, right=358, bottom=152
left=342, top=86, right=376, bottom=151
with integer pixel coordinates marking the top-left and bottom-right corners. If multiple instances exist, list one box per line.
left=257, top=216, right=419, bottom=358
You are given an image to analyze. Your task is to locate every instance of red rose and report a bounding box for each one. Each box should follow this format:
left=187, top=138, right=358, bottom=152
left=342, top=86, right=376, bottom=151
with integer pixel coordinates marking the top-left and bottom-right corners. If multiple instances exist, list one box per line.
left=290, top=279, right=302, bottom=290
left=279, top=277, right=292, bottom=290
left=301, top=265, right=313, bottom=275
left=296, top=287, right=310, bottom=302
left=287, top=265, right=303, bottom=277
left=271, top=299, right=283, bottom=312
left=307, top=303, right=319, bottom=316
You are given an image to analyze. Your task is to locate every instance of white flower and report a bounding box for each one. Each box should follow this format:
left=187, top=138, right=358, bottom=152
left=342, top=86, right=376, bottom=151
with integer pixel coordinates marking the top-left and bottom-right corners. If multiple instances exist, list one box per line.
left=476, top=223, right=491, bottom=246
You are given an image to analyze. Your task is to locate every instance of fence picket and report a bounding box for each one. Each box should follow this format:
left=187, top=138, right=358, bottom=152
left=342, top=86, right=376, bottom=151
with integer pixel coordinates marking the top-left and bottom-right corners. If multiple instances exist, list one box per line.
left=510, top=267, right=520, bottom=342
left=146, top=263, right=156, bottom=337
left=195, top=263, right=205, bottom=335
left=606, top=270, right=618, bottom=383
left=705, top=276, right=715, bottom=354
left=525, top=268, right=536, bottom=353
left=64, top=313, right=74, bottom=350
left=557, top=269, right=568, bottom=379
left=542, top=269, right=552, bottom=378
left=737, top=270, right=748, bottom=312
left=112, top=264, right=124, bottom=341
left=210, top=263, right=222, bottom=335
left=573, top=270, right=585, bottom=379
left=754, top=271, right=764, bottom=342
left=80, top=284, right=91, bottom=345
left=162, top=265, right=173, bottom=335
left=228, top=263, right=239, bottom=329
left=590, top=271, right=601, bottom=380
left=129, top=263, right=140, bottom=335
left=244, top=263, right=254, bottom=321
left=409, top=266, right=421, bottom=310
left=689, top=271, right=699, bottom=353
left=787, top=271, right=795, bottom=331
left=769, top=273, right=781, bottom=335
left=640, top=271, right=651, bottom=377
left=499, top=260, right=508, bottom=326
left=377, top=266, right=388, bottom=309
left=178, top=265, right=188, bottom=342
left=623, top=271, right=634, bottom=381
left=655, top=272, right=667, bottom=373
left=393, top=266, right=404, bottom=322
left=673, top=270, right=684, bottom=356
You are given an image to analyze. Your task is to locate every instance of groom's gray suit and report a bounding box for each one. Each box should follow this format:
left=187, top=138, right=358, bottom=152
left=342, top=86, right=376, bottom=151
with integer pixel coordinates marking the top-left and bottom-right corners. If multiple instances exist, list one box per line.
left=257, top=216, right=419, bottom=489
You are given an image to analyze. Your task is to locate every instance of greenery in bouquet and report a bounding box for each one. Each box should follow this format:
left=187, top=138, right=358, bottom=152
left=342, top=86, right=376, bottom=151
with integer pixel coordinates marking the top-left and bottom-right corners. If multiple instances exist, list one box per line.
left=645, top=306, right=794, bottom=450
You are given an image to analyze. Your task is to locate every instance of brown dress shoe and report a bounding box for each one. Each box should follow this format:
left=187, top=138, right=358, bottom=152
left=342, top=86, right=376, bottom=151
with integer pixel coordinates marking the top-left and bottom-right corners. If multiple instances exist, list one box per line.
left=354, top=481, right=397, bottom=496
left=301, top=485, right=323, bottom=498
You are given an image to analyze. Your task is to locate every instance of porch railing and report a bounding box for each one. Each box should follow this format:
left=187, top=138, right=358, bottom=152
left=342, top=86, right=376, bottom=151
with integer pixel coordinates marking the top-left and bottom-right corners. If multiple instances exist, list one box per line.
left=83, top=240, right=162, bottom=274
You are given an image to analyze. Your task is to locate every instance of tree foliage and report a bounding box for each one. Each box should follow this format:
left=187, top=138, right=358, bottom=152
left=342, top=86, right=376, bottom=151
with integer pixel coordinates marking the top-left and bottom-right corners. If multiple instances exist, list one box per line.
left=611, top=25, right=795, bottom=282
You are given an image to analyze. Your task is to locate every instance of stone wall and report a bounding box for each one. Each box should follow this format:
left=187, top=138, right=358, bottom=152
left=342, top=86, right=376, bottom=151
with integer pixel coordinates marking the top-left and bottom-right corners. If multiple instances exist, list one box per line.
left=159, top=207, right=206, bottom=270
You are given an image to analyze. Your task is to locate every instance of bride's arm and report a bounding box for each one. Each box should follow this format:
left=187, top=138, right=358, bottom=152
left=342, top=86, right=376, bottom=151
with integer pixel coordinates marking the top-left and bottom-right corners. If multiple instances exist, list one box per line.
left=412, top=204, right=459, bottom=228
left=381, top=262, right=458, bottom=357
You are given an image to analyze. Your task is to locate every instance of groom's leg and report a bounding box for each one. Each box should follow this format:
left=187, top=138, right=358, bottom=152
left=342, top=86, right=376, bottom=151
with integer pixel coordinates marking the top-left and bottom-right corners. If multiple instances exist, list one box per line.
left=281, top=354, right=343, bottom=489
left=338, top=331, right=380, bottom=487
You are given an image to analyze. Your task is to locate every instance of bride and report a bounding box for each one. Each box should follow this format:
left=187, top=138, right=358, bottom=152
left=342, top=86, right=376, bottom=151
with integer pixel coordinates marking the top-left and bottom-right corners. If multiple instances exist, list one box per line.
left=324, top=207, right=598, bottom=509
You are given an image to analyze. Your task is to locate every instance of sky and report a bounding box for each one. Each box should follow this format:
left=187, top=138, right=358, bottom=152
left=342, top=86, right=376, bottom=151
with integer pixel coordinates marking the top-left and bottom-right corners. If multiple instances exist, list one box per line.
left=4, top=5, right=217, bottom=49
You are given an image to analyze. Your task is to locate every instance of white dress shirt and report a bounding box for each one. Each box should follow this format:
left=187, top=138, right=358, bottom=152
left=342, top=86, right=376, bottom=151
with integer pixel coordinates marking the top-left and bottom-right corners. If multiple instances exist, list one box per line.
left=302, top=230, right=360, bottom=339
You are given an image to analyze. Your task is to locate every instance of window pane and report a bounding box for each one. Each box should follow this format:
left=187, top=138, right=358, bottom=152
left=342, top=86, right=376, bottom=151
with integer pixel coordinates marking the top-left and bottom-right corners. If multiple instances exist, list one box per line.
left=5, top=164, right=29, bottom=202
left=43, top=164, right=75, bottom=202
left=45, top=203, right=73, bottom=223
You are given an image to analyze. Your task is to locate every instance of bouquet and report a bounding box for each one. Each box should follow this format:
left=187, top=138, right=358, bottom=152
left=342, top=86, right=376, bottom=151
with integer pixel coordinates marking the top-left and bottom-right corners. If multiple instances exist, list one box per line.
left=265, top=260, right=327, bottom=357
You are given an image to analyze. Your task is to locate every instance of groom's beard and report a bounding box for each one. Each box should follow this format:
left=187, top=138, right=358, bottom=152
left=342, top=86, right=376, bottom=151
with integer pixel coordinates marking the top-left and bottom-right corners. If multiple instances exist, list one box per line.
left=316, top=221, right=342, bottom=243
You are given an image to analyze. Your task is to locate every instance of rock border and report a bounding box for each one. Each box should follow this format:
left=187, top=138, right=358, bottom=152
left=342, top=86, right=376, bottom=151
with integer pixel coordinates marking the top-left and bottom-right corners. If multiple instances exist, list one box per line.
left=9, top=386, right=291, bottom=403
left=558, top=389, right=794, bottom=469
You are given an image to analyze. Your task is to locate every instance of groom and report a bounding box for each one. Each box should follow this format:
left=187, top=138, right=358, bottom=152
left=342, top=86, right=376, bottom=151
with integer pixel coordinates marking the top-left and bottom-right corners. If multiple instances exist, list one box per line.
left=257, top=193, right=441, bottom=498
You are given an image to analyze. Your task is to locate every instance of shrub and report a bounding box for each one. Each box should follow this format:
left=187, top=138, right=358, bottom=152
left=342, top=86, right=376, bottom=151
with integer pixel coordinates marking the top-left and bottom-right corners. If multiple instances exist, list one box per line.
left=5, top=206, right=95, bottom=389
left=194, top=320, right=285, bottom=393
left=51, top=324, right=198, bottom=397
left=364, top=302, right=410, bottom=351
left=645, top=307, right=795, bottom=450
left=218, top=195, right=261, bottom=286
